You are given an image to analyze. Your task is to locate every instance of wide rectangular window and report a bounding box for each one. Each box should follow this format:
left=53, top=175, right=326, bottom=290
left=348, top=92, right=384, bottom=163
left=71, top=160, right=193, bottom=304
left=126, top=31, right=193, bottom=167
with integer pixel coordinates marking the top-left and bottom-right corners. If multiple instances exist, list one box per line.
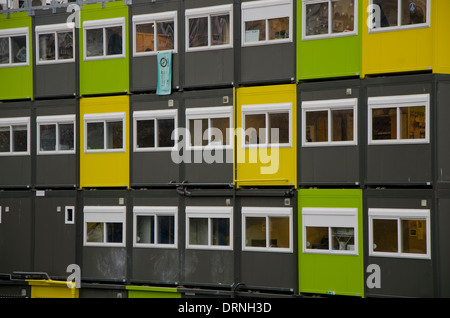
left=133, top=206, right=177, bottom=248
left=133, top=109, right=177, bottom=152
left=84, top=206, right=126, bottom=247
left=369, top=0, right=429, bottom=31
left=302, top=98, right=357, bottom=146
left=186, top=106, right=233, bottom=149
left=368, top=94, right=429, bottom=145
left=303, top=0, right=357, bottom=40
left=0, top=117, right=30, bottom=155
left=186, top=206, right=233, bottom=250
left=302, top=207, right=358, bottom=255
left=185, top=4, right=233, bottom=51
left=36, top=23, right=74, bottom=64
left=83, top=18, right=125, bottom=60
left=369, top=208, right=430, bottom=259
left=0, top=27, right=29, bottom=67
left=242, top=103, right=292, bottom=148
left=84, top=112, right=125, bottom=153
left=242, top=0, right=292, bottom=46
left=242, top=207, right=293, bottom=252
left=37, top=115, right=75, bottom=155
left=133, top=11, right=177, bottom=56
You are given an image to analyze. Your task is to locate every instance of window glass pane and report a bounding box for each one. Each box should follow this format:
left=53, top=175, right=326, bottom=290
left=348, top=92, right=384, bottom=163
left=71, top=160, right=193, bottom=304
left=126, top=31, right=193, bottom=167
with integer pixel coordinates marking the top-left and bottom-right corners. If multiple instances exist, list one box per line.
left=12, top=125, right=27, bottom=152
left=331, top=0, right=354, bottom=33
left=189, top=118, right=208, bottom=146
left=189, top=17, right=208, bottom=48
left=136, top=215, right=155, bottom=244
left=373, top=219, right=398, bottom=252
left=245, top=114, right=266, bottom=144
left=211, top=218, right=230, bottom=246
left=59, top=123, right=74, bottom=151
left=210, top=117, right=229, bottom=146
left=157, top=21, right=175, bottom=51
left=401, top=0, right=426, bottom=25
left=305, top=2, right=329, bottom=36
left=306, top=111, right=328, bottom=142
left=245, top=20, right=266, bottom=42
left=106, top=222, right=123, bottom=243
left=245, top=217, right=266, bottom=247
left=373, top=0, right=398, bottom=27
left=331, top=227, right=355, bottom=251
left=372, top=108, right=397, bottom=140
left=86, top=28, right=103, bottom=57
left=331, top=109, right=354, bottom=141
left=401, top=219, right=427, bottom=254
left=268, top=17, right=289, bottom=40
left=87, top=122, right=104, bottom=150
left=40, top=124, right=56, bottom=151
left=136, top=119, right=155, bottom=148
left=106, top=26, right=123, bottom=55
left=57, top=31, right=73, bottom=60
left=38, top=33, right=55, bottom=61
left=269, top=112, right=289, bottom=144
left=11, top=35, right=27, bottom=63
left=0, top=127, right=10, bottom=152
left=158, top=215, right=175, bottom=244
left=400, top=106, right=425, bottom=140
left=87, top=222, right=104, bottom=242
left=106, top=121, right=123, bottom=149
left=211, top=14, right=230, bottom=46
left=136, top=23, right=154, bottom=53
left=306, top=226, right=329, bottom=250
left=158, top=118, right=175, bottom=147
left=269, top=217, right=290, bottom=248
left=189, top=217, right=208, bottom=245
left=0, top=37, right=9, bottom=64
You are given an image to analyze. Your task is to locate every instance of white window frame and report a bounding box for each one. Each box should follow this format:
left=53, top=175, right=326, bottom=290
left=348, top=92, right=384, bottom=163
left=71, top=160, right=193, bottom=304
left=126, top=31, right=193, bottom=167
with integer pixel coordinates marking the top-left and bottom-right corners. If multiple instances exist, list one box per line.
left=0, top=27, right=29, bottom=67
left=242, top=206, right=293, bottom=253
left=65, top=206, right=75, bottom=225
left=83, top=17, right=126, bottom=61
left=302, top=0, right=358, bottom=41
left=84, top=112, right=126, bottom=153
left=368, top=208, right=431, bottom=259
left=132, top=11, right=178, bottom=57
left=186, top=106, right=233, bottom=151
left=185, top=4, right=233, bottom=52
left=241, top=103, right=292, bottom=149
left=302, top=207, right=359, bottom=255
left=83, top=206, right=126, bottom=247
left=186, top=206, right=233, bottom=250
left=368, top=0, right=431, bottom=33
left=133, top=109, right=178, bottom=152
left=36, top=114, right=76, bottom=155
left=301, top=98, right=358, bottom=147
left=133, top=206, right=178, bottom=249
left=0, top=117, right=30, bottom=156
left=368, top=94, right=430, bottom=145
left=35, top=23, right=75, bottom=65
left=242, top=0, right=293, bottom=47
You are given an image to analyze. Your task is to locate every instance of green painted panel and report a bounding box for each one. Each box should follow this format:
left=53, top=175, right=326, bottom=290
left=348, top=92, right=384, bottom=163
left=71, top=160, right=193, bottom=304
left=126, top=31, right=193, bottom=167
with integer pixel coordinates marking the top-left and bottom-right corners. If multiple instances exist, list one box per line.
left=79, top=1, right=129, bottom=96
left=0, top=12, right=33, bottom=100
left=126, top=285, right=181, bottom=298
left=296, top=0, right=362, bottom=81
left=298, top=189, right=364, bottom=297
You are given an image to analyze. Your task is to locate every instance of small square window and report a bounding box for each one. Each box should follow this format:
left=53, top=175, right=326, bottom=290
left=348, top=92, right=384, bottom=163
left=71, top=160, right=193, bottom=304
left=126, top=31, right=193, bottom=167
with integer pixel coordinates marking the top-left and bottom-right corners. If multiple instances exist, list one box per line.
left=0, top=27, right=29, bottom=67
left=0, top=117, right=30, bottom=155
left=36, top=23, right=74, bottom=64
left=84, top=206, right=126, bottom=247
left=84, top=113, right=126, bottom=153
left=133, top=109, right=177, bottom=151
left=83, top=18, right=125, bottom=60
left=369, top=0, right=429, bottom=31
left=37, top=115, right=75, bottom=155
left=134, top=206, right=177, bottom=248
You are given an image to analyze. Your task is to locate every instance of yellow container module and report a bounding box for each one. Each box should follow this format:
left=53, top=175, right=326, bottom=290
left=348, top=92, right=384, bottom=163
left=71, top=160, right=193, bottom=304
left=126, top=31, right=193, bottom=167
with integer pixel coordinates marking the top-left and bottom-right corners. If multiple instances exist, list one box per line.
left=80, top=95, right=130, bottom=188
left=362, top=0, right=450, bottom=76
left=28, top=280, right=79, bottom=298
left=234, top=84, right=297, bottom=188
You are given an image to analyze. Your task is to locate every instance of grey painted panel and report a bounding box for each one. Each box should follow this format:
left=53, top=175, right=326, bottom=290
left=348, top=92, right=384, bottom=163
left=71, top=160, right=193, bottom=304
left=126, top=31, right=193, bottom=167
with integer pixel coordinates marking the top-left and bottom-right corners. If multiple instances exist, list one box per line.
left=184, top=250, right=234, bottom=285
left=436, top=195, right=450, bottom=297
left=131, top=55, right=180, bottom=93
left=436, top=80, right=450, bottom=185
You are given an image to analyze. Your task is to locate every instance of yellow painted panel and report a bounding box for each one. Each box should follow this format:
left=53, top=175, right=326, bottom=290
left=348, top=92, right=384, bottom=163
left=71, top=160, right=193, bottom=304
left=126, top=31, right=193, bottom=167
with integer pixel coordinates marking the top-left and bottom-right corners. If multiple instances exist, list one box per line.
left=28, top=280, right=79, bottom=298
left=80, top=95, right=130, bottom=188
left=235, top=84, right=297, bottom=187
left=433, top=0, right=450, bottom=74
left=362, top=0, right=433, bottom=76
